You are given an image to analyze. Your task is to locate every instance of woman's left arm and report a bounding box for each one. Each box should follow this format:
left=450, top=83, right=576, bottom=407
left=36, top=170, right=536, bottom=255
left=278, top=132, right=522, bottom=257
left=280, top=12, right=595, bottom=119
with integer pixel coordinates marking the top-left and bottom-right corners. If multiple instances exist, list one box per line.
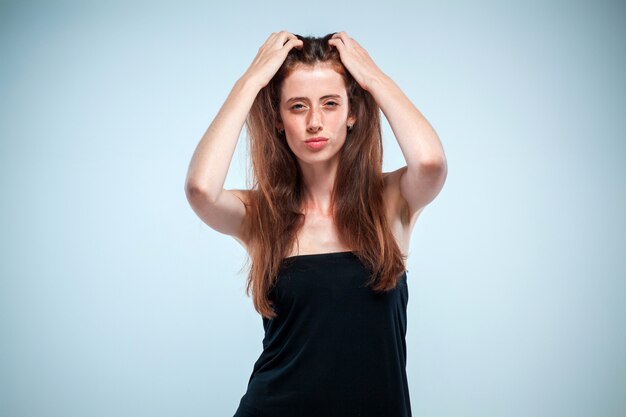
left=329, top=32, right=447, bottom=213
left=368, top=72, right=448, bottom=211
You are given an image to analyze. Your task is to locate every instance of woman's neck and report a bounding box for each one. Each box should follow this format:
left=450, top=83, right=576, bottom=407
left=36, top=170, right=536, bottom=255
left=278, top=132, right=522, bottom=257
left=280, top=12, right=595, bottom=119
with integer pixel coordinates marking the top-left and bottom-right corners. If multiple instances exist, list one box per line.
left=299, top=158, right=338, bottom=216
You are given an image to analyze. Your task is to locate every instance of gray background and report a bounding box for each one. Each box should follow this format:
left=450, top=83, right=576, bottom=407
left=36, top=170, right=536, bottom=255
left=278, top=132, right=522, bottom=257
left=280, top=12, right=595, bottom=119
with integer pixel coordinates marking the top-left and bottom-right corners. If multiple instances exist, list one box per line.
left=1, top=0, right=624, bottom=416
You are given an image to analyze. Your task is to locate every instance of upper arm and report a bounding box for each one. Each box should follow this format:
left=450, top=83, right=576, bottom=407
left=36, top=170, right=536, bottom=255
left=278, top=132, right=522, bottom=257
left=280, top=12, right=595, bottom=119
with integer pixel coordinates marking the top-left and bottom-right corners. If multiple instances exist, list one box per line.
left=398, top=160, right=447, bottom=216
left=383, top=161, right=447, bottom=233
left=185, top=187, right=250, bottom=249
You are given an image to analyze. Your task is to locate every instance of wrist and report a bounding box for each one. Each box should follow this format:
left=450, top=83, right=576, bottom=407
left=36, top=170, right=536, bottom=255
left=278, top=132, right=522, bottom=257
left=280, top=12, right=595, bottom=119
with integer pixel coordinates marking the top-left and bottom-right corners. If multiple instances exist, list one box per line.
left=366, top=71, right=391, bottom=92
left=237, top=73, right=264, bottom=92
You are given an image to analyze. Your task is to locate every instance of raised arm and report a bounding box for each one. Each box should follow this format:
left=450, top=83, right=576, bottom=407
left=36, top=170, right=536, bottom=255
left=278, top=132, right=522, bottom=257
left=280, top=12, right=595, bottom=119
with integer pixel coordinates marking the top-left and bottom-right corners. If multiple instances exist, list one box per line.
left=184, top=31, right=303, bottom=247
left=328, top=32, right=447, bottom=216
left=184, top=76, right=260, bottom=246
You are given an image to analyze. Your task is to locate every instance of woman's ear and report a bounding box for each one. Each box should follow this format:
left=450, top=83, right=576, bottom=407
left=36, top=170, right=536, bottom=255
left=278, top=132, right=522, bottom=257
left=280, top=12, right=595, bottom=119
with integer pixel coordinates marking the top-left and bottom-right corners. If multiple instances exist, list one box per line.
left=275, top=111, right=284, bottom=130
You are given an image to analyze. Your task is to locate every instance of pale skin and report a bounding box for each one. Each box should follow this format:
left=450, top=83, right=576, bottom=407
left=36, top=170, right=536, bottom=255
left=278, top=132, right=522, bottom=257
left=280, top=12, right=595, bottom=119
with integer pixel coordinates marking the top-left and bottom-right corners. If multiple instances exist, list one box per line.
left=185, top=31, right=447, bottom=258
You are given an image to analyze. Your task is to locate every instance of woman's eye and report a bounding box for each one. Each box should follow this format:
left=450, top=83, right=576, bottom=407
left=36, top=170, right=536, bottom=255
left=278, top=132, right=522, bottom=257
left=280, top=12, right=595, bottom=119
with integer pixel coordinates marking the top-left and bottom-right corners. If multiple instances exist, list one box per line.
left=290, top=102, right=338, bottom=110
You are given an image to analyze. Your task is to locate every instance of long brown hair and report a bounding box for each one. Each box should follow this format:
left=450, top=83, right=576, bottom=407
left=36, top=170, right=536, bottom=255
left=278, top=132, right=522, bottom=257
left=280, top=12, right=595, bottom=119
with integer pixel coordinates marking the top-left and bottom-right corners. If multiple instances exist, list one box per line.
left=241, top=32, right=407, bottom=319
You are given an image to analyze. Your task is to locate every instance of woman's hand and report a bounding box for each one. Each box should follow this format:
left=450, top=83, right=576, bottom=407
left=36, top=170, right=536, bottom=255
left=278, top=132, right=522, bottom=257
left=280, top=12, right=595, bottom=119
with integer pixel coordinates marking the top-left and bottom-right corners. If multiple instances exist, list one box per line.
left=328, top=32, right=385, bottom=91
left=243, top=31, right=303, bottom=88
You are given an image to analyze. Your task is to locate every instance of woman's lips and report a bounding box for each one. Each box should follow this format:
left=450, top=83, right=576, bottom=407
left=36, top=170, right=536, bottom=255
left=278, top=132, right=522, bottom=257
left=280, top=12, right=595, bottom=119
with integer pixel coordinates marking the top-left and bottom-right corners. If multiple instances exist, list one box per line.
left=304, top=138, right=328, bottom=150
left=304, top=139, right=328, bottom=151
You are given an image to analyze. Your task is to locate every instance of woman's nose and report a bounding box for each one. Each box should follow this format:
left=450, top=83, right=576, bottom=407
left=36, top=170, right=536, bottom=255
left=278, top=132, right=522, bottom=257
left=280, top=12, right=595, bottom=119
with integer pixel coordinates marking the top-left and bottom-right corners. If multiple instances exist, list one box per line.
left=307, top=107, right=323, bottom=131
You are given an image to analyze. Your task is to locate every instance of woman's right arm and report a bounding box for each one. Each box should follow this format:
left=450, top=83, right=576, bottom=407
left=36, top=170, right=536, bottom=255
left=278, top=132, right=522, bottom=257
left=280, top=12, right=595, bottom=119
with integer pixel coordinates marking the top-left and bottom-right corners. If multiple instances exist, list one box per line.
left=184, top=75, right=261, bottom=247
left=184, top=31, right=303, bottom=248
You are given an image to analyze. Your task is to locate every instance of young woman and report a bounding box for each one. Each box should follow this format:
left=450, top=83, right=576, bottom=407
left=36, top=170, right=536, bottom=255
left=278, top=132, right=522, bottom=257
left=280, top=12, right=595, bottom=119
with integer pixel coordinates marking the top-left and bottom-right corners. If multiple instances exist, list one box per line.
left=185, top=31, right=447, bottom=417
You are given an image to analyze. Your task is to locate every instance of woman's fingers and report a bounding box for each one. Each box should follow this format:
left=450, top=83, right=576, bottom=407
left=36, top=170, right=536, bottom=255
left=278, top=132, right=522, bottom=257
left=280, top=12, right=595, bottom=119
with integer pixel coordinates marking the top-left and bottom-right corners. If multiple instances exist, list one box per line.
left=284, top=37, right=303, bottom=49
left=244, top=31, right=302, bottom=87
left=328, top=31, right=352, bottom=53
left=272, top=30, right=298, bottom=47
left=330, top=31, right=351, bottom=45
left=328, top=37, right=344, bottom=51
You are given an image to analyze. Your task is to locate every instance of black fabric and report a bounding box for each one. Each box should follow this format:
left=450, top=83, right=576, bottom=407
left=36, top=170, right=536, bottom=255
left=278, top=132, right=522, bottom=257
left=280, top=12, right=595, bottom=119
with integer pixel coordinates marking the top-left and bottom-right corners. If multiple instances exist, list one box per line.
left=233, top=251, right=411, bottom=417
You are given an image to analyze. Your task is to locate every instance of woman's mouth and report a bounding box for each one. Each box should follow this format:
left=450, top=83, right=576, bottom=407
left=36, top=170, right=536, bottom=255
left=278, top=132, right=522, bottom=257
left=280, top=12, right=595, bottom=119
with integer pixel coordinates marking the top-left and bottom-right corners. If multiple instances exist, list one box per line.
left=305, top=137, right=328, bottom=151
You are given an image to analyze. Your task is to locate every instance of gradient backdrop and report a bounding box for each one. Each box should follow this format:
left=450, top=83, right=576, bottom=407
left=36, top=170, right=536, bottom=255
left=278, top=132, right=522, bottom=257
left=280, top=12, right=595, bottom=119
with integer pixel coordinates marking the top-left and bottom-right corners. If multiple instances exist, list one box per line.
left=1, top=1, right=624, bottom=416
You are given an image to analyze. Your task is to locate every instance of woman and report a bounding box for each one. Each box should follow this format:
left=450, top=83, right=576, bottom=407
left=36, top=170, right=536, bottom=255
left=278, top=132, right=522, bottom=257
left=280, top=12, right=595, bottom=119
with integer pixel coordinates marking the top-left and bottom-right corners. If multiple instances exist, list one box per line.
left=185, top=31, right=447, bottom=417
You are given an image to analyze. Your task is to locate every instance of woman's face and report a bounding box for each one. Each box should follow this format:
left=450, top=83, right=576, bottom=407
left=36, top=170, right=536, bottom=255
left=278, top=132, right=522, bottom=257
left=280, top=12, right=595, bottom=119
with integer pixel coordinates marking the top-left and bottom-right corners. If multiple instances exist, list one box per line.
left=277, top=64, right=356, bottom=166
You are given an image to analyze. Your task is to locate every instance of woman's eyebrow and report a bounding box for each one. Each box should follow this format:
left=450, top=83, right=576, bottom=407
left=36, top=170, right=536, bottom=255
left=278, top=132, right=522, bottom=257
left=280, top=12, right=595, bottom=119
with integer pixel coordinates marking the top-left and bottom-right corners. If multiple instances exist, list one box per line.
left=286, top=94, right=342, bottom=103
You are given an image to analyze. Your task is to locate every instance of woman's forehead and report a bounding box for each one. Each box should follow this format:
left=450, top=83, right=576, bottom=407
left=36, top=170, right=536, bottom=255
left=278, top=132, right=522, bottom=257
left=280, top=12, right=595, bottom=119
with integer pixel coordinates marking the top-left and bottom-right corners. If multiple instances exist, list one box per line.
left=281, top=66, right=346, bottom=98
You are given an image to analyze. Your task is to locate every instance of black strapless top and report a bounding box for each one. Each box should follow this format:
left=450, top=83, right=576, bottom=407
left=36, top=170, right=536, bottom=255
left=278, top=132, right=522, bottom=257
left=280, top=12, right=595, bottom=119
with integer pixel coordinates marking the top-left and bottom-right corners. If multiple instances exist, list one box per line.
left=234, top=251, right=411, bottom=417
